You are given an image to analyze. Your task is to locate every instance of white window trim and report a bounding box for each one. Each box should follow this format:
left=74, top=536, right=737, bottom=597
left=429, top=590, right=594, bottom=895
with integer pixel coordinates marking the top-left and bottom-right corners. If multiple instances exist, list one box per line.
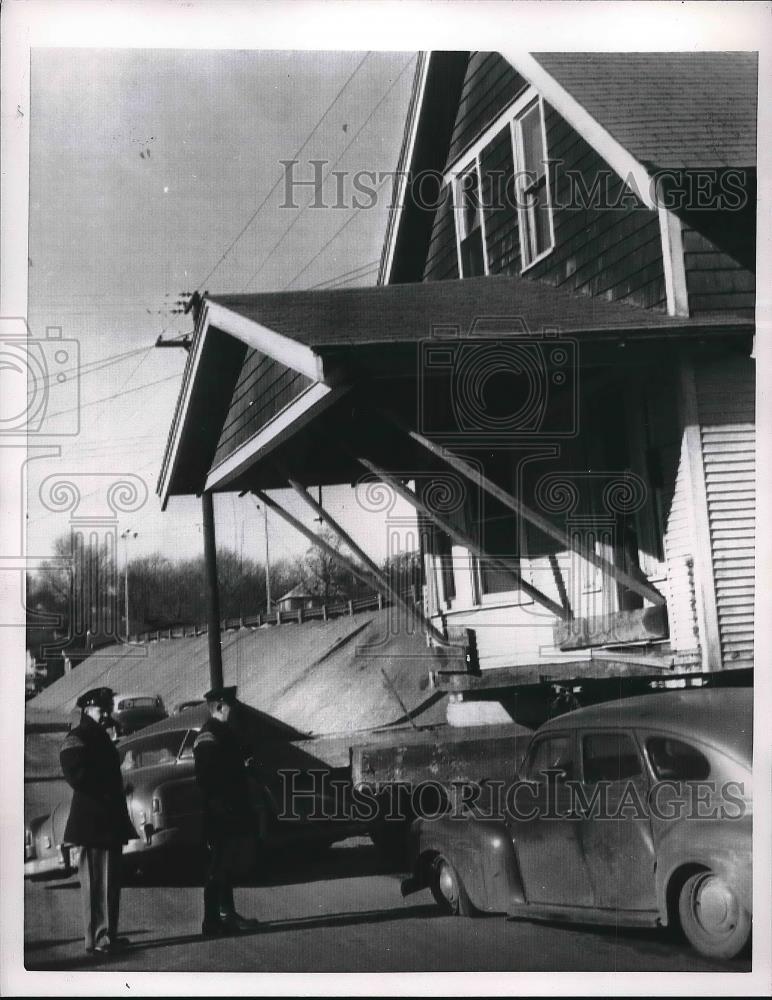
left=446, top=91, right=555, bottom=279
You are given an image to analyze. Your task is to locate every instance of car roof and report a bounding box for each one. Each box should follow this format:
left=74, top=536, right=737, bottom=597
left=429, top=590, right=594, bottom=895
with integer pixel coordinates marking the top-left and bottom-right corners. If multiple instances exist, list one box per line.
left=113, top=692, right=162, bottom=702
left=538, top=687, right=752, bottom=763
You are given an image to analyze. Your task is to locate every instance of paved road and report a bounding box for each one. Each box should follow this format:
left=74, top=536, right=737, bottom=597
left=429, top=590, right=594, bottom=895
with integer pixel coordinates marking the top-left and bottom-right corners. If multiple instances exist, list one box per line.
left=24, top=838, right=750, bottom=974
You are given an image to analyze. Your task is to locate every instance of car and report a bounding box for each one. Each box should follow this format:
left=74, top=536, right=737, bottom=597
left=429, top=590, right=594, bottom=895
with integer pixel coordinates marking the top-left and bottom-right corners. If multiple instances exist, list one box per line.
left=110, top=692, right=168, bottom=736
left=24, top=702, right=360, bottom=879
left=173, top=699, right=205, bottom=715
left=401, top=688, right=752, bottom=961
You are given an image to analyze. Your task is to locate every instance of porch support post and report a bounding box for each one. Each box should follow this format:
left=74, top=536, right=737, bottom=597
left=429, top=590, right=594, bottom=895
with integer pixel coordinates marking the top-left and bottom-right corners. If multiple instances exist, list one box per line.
left=201, top=491, right=224, bottom=690
left=357, top=457, right=568, bottom=620
left=388, top=418, right=665, bottom=607
left=254, top=490, right=448, bottom=645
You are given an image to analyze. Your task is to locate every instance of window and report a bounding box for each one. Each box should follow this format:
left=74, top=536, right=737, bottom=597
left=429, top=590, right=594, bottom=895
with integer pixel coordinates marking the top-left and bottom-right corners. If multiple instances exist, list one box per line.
left=119, top=731, right=186, bottom=770
left=582, top=733, right=642, bottom=783
left=514, top=101, right=553, bottom=267
left=523, top=735, right=573, bottom=782
left=450, top=94, right=554, bottom=278
left=178, top=729, right=197, bottom=761
left=455, top=164, right=486, bottom=277
left=646, top=737, right=711, bottom=781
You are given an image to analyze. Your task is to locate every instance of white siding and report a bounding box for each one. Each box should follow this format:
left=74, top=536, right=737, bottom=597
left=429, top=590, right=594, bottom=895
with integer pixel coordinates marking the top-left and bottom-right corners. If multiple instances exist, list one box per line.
left=696, top=356, right=756, bottom=667
left=662, top=432, right=700, bottom=657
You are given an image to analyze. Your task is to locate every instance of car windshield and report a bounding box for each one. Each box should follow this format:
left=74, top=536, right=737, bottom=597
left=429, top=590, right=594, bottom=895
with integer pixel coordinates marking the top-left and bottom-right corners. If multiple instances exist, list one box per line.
left=119, top=731, right=186, bottom=770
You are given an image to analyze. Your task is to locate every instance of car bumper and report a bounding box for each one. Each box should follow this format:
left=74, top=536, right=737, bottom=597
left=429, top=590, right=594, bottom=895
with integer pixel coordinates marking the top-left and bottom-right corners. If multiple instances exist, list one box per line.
left=123, top=826, right=181, bottom=854
left=24, top=844, right=80, bottom=878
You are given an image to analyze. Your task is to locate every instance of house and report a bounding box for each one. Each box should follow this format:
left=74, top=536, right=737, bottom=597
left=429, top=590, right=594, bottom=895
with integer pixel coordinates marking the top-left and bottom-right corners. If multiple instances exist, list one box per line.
left=276, top=584, right=324, bottom=613
left=158, top=51, right=756, bottom=709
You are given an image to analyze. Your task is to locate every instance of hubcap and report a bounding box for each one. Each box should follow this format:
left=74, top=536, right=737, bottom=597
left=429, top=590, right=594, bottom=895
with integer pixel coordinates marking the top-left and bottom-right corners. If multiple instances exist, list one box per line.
left=437, top=861, right=459, bottom=907
left=693, top=874, right=739, bottom=937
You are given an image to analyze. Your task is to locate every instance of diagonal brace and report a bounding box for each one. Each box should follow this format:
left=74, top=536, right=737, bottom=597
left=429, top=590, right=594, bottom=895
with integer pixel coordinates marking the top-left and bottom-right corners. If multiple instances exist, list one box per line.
left=356, top=457, right=568, bottom=620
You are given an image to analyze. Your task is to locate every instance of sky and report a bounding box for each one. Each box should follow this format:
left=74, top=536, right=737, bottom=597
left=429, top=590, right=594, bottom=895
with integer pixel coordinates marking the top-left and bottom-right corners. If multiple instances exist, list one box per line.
left=24, top=46, right=419, bottom=569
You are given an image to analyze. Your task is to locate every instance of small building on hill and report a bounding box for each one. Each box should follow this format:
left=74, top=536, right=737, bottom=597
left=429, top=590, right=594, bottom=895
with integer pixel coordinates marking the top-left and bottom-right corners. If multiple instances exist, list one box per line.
left=276, top=584, right=324, bottom=613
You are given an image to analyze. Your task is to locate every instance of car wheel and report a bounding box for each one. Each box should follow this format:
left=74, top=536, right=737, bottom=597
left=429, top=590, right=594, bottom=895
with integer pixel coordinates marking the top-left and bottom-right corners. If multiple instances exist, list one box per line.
left=678, top=870, right=751, bottom=960
left=430, top=855, right=473, bottom=917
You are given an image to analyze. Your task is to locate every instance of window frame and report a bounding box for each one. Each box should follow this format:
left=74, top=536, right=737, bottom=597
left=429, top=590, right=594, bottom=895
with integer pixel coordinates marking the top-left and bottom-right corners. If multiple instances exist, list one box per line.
left=447, top=91, right=555, bottom=279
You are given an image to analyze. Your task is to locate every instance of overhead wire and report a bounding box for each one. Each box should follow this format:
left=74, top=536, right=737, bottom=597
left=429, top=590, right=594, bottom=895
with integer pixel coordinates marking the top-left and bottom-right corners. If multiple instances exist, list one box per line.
left=194, top=51, right=372, bottom=295
left=244, top=53, right=416, bottom=293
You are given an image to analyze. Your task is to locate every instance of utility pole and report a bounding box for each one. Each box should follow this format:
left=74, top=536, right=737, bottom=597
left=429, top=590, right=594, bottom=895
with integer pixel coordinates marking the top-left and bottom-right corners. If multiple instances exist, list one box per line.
left=120, top=528, right=138, bottom=641
left=252, top=499, right=271, bottom=615
left=263, top=503, right=271, bottom=615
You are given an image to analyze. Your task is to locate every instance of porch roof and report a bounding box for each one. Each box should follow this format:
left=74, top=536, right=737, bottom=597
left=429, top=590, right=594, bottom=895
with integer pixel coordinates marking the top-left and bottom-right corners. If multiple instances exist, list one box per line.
left=158, top=275, right=753, bottom=506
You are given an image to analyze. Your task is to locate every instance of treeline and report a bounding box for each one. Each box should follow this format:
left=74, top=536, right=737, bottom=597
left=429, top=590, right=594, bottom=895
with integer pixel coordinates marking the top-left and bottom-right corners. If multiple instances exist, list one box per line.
left=26, top=530, right=422, bottom=670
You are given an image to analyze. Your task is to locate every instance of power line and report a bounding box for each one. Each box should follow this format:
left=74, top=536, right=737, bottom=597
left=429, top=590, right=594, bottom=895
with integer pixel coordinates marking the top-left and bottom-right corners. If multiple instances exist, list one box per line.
left=283, top=174, right=393, bottom=291
left=194, top=51, right=371, bottom=295
left=26, top=345, right=154, bottom=398
left=245, top=53, right=416, bottom=293
left=45, top=372, right=181, bottom=421
left=305, top=259, right=380, bottom=290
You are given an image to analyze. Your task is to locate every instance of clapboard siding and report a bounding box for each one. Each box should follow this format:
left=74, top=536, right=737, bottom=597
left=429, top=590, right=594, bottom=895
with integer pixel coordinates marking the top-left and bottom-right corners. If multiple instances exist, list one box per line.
left=446, top=53, right=528, bottom=168
left=662, top=431, right=700, bottom=654
left=683, top=227, right=756, bottom=319
left=696, top=356, right=755, bottom=666
left=423, top=192, right=460, bottom=282
left=425, top=78, right=667, bottom=310
left=212, top=349, right=313, bottom=467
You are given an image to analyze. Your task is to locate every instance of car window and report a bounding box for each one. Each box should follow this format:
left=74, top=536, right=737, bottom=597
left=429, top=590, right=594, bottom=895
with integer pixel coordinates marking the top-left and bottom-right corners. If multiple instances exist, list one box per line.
left=178, top=729, right=197, bottom=760
left=523, top=735, right=573, bottom=781
left=646, top=736, right=711, bottom=781
left=120, top=731, right=186, bottom=768
left=582, top=733, right=642, bottom=783
left=117, top=697, right=159, bottom=711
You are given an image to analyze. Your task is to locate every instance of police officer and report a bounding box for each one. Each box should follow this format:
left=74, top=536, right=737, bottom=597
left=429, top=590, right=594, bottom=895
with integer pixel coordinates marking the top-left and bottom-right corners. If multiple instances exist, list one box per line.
left=193, top=685, right=260, bottom=936
left=60, top=687, right=138, bottom=955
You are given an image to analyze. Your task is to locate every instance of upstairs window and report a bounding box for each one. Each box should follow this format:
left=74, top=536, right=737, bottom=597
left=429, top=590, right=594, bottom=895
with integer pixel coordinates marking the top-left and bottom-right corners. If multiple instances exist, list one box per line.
left=455, top=164, right=486, bottom=277
left=450, top=94, right=554, bottom=277
left=515, top=100, right=553, bottom=267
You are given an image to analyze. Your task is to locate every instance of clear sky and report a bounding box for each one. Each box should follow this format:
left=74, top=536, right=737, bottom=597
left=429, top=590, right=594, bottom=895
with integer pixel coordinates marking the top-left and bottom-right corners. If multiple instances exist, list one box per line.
left=25, top=46, right=418, bottom=568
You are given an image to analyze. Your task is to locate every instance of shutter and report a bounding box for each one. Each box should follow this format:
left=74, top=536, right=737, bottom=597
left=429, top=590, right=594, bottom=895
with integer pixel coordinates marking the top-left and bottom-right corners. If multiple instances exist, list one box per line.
left=696, top=357, right=755, bottom=667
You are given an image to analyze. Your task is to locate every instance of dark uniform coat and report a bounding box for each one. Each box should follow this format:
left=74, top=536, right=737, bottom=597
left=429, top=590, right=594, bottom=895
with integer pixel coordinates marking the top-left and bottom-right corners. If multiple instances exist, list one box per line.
left=60, top=714, right=138, bottom=847
left=193, top=718, right=255, bottom=839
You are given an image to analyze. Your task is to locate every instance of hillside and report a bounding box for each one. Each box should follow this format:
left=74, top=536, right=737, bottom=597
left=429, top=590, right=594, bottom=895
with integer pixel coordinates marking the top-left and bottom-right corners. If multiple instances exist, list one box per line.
left=28, top=610, right=453, bottom=739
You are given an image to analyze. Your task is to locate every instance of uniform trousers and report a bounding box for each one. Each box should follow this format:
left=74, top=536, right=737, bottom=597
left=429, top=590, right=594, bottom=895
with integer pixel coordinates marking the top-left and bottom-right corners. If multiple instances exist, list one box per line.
left=78, top=845, right=122, bottom=950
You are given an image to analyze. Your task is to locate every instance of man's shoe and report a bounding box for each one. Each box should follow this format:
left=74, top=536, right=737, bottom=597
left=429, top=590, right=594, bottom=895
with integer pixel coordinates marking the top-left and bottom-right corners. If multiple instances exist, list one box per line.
left=219, top=911, right=260, bottom=932
left=201, top=918, right=231, bottom=937
left=110, top=936, right=130, bottom=949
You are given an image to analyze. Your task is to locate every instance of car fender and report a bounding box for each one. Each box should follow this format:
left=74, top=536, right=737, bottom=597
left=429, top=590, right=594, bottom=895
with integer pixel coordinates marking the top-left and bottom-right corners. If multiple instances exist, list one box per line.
left=655, top=816, right=752, bottom=922
left=410, top=816, right=525, bottom=913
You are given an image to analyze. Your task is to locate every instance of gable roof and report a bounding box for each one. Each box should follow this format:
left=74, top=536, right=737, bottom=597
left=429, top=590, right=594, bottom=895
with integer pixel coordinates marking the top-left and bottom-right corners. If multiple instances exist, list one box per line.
left=382, top=50, right=758, bottom=283
left=532, top=52, right=758, bottom=170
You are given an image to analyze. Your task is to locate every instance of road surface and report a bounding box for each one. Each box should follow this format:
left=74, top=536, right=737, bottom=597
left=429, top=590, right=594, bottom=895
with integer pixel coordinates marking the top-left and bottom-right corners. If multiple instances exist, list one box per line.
left=24, top=838, right=751, bottom=974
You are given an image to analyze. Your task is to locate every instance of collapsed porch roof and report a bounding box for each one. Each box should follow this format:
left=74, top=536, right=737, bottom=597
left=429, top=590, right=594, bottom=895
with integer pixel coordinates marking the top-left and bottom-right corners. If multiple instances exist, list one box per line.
left=158, top=275, right=753, bottom=507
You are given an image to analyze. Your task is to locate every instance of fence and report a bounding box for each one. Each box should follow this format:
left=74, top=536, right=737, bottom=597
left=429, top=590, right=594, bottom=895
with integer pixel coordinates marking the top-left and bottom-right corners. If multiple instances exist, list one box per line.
left=127, top=589, right=419, bottom=645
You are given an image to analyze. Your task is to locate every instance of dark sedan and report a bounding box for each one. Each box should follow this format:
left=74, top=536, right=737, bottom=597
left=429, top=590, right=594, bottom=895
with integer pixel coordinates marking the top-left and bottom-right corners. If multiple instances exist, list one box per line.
left=402, top=688, right=752, bottom=961
left=25, top=703, right=361, bottom=878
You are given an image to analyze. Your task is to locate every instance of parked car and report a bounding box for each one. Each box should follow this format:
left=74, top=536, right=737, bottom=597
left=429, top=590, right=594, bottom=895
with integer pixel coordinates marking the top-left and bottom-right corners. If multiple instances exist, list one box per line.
left=173, top=699, right=205, bottom=715
left=401, top=688, right=752, bottom=960
left=110, top=692, right=168, bottom=736
left=25, top=703, right=359, bottom=879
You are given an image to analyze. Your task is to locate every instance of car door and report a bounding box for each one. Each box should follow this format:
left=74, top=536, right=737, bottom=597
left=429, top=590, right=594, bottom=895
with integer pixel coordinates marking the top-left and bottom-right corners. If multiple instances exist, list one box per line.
left=577, top=729, right=657, bottom=911
left=508, top=731, right=594, bottom=906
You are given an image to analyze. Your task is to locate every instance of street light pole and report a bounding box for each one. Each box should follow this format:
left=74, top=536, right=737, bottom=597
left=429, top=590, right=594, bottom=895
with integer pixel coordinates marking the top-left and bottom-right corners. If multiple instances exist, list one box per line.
left=120, top=529, right=138, bottom=641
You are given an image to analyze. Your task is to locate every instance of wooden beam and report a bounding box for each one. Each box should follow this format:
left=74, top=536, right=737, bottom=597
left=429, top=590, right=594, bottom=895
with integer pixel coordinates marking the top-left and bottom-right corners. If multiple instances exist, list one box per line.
left=286, top=477, right=448, bottom=645
left=356, top=457, right=568, bottom=620
left=201, top=491, right=224, bottom=689
left=384, top=416, right=665, bottom=607
left=253, top=489, right=447, bottom=645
